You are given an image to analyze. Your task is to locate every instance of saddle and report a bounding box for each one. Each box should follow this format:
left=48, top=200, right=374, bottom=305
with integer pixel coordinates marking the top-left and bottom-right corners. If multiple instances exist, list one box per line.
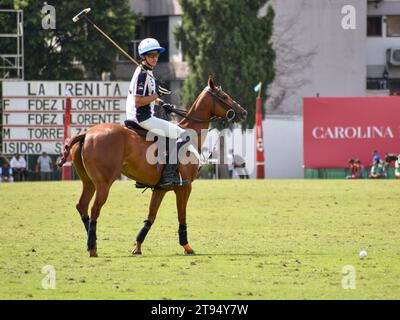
left=124, top=105, right=171, bottom=138
left=124, top=118, right=171, bottom=190
left=124, top=120, right=150, bottom=138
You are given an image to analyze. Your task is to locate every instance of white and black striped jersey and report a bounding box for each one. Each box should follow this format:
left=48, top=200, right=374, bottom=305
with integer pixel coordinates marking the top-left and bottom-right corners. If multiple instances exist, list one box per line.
left=126, top=64, right=157, bottom=123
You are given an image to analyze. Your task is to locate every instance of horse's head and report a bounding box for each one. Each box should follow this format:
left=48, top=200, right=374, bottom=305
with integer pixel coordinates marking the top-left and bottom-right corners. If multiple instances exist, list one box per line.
left=205, top=76, right=247, bottom=123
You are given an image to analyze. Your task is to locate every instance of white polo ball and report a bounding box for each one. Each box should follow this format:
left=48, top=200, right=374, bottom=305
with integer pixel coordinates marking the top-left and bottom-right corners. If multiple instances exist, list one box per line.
left=359, top=250, right=367, bottom=259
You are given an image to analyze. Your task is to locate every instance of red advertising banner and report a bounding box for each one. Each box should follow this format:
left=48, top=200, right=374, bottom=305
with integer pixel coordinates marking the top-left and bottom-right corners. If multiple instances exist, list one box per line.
left=303, top=97, right=400, bottom=168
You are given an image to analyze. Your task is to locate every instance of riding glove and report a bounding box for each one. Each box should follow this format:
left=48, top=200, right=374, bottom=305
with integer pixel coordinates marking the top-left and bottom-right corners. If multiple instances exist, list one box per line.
left=162, top=103, right=174, bottom=114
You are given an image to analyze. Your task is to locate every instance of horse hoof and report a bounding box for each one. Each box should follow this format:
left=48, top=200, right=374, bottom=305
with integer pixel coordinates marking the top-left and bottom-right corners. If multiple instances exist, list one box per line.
left=184, top=249, right=195, bottom=255
left=183, top=244, right=195, bottom=255
left=132, top=248, right=142, bottom=255
left=89, top=249, right=98, bottom=257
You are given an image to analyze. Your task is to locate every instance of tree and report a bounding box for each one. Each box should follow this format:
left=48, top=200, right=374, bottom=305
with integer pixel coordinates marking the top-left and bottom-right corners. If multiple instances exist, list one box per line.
left=3, top=0, right=140, bottom=80
left=175, top=0, right=275, bottom=128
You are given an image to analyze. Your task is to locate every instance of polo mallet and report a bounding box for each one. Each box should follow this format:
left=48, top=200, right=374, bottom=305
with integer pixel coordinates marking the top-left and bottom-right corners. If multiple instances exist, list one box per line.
left=72, top=8, right=160, bottom=84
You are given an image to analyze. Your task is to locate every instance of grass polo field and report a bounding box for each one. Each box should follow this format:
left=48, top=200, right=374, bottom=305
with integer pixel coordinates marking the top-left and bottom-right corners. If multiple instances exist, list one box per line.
left=0, top=180, right=399, bottom=299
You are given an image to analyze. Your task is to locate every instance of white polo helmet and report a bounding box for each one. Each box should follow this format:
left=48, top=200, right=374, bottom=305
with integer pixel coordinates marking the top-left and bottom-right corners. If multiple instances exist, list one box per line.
left=138, top=38, right=165, bottom=57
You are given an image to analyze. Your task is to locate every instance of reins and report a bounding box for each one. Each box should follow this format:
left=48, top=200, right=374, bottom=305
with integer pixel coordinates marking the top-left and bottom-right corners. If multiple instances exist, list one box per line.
left=161, top=86, right=239, bottom=172
left=162, top=87, right=237, bottom=129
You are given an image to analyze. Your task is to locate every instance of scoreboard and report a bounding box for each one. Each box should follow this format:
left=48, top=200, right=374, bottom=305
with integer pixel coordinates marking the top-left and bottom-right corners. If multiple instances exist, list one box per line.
left=1, top=81, right=129, bottom=155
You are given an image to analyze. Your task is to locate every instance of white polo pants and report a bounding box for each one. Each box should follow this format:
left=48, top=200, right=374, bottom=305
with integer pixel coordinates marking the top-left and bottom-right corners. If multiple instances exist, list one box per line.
left=139, top=116, right=185, bottom=139
left=139, top=116, right=201, bottom=163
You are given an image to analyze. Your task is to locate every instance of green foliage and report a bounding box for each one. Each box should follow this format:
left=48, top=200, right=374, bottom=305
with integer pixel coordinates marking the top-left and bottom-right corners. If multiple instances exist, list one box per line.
left=0, top=0, right=140, bottom=80
left=175, top=0, right=275, bottom=128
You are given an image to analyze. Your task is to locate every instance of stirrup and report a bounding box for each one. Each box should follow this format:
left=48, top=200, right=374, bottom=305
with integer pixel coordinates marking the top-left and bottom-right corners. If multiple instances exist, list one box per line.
left=157, top=173, right=188, bottom=188
left=135, top=182, right=148, bottom=189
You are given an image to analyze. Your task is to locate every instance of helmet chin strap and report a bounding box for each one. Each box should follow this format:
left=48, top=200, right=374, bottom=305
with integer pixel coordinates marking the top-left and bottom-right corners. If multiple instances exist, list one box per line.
left=142, top=57, right=154, bottom=70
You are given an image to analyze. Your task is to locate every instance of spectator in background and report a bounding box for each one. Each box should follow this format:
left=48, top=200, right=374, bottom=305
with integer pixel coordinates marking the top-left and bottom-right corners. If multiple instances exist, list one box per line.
left=384, top=153, right=399, bottom=176
left=372, top=150, right=381, bottom=165
left=36, top=152, right=53, bottom=181
left=347, top=159, right=364, bottom=179
left=346, top=159, right=355, bottom=179
left=0, top=162, right=14, bottom=182
left=369, top=160, right=384, bottom=179
left=0, top=154, right=8, bottom=167
left=381, top=160, right=388, bottom=179
left=395, top=155, right=400, bottom=179
left=227, top=149, right=234, bottom=179
left=10, top=153, right=28, bottom=182
left=233, top=153, right=249, bottom=179
left=354, top=159, right=365, bottom=179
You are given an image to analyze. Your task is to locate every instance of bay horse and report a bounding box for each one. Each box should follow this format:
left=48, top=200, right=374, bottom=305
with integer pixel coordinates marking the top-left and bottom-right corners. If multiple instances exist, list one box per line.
left=58, top=76, right=247, bottom=257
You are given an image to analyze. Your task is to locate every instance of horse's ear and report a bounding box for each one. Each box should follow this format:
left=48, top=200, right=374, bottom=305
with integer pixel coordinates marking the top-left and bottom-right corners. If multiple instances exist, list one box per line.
left=208, top=75, right=215, bottom=90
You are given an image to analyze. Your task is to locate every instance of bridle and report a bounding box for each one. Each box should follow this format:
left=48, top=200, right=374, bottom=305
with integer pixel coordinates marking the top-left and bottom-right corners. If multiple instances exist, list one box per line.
left=204, top=86, right=238, bottom=123
left=163, top=86, right=246, bottom=170
left=166, top=86, right=241, bottom=125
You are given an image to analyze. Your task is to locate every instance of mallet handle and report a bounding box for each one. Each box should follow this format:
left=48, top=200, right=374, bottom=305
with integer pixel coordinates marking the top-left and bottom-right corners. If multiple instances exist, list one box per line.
left=84, top=16, right=156, bottom=80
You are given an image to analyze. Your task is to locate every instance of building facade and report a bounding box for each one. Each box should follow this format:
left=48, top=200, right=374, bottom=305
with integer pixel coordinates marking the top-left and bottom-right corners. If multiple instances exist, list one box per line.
left=266, top=0, right=400, bottom=115
left=266, top=0, right=368, bottom=115
left=367, top=0, right=400, bottom=94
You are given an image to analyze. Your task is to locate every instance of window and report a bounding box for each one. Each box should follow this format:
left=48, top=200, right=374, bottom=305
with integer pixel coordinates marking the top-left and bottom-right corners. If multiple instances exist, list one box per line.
left=387, top=15, right=400, bottom=37
left=129, top=17, right=170, bottom=63
left=367, top=78, right=388, bottom=90
left=367, top=16, right=382, bottom=37
left=145, top=17, right=169, bottom=62
left=388, top=79, right=400, bottom=94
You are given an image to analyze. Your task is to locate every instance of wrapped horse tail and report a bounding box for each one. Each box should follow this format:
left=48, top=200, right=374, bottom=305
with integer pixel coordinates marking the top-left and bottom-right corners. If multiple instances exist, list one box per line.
left=56, top=133, right=86, bottom=168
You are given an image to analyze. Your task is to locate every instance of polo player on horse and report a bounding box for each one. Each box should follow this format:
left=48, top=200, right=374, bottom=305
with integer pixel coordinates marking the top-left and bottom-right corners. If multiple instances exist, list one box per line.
left=125, top=38, right=188, bottom=188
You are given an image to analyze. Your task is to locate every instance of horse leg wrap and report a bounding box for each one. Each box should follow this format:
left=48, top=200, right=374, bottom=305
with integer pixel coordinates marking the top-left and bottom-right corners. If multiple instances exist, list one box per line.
left=87, top=220, right=97, bottom=250
left=136, top=220, right=152, bottom=243
left=82, top=216, right=90, bottom=233
left=179, top=224, right=188, bottom=246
